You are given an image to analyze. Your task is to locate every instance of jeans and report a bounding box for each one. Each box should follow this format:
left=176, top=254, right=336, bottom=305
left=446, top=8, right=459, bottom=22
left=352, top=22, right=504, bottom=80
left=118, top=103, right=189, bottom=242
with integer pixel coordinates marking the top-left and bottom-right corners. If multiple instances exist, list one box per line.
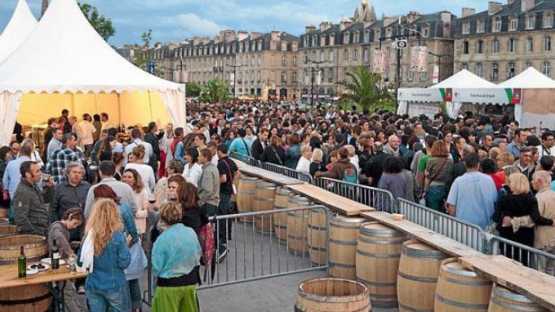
left=87, top=283, right=131, bottom=312
left=218, top=193, right=233, bottom=249
left=425, top=185, right=448, bottom=213
left=129, top=279, right=142, bottom=310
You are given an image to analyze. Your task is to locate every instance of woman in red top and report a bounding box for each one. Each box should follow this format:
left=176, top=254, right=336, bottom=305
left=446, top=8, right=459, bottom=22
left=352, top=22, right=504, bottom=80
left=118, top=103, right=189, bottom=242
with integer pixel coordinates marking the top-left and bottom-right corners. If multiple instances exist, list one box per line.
left=481, top=158, right=503, bottom=190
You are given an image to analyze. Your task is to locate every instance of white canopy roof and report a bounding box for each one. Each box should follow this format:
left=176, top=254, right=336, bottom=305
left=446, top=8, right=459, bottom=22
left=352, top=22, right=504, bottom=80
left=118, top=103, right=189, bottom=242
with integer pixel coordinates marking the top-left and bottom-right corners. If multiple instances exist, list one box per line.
left=498, top=67, right=555, bottom=89
left=0, top=0, right=37, bottom=62
left=0, top=0, right=182, bottom=93
left=430, top=69, right=498, bottom=89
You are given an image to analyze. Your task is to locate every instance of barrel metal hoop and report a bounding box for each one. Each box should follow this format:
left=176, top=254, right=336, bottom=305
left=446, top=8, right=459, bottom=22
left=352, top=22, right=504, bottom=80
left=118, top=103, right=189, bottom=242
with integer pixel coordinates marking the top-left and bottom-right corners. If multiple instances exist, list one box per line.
left=0, top=292, right=51, bottom=305
left=328, top=261, right=355, bottom=269
left=288, top=234, right=307, bottom=240
left=307, top=224, right=327, bottom=231
left=397, top=271, right=438, bottom=284
left=360, top=227, right=404, bottom=238
left=358, top=236, right=405, bottom=245
left=398, top=302, right=433, bottom=312
left=308, top=246, right=328, bottom=252
left=356, top=249, right=401, bottom=259
left=357, top=277, right=397, bottom=287
left=274, top=225, right=287, bottom=229
left=491, top=297, right=541, bottom=311
left=443, top=276, right=491, bottom=286
left=402, top=245, right=446, bottom=259
left=443, top=264, right=479, bottom=278
left=330, top=239, right=357, bottom=246
left=435, top=294, right=489, bottom=310
left=493, top=286, right=533, bottom=304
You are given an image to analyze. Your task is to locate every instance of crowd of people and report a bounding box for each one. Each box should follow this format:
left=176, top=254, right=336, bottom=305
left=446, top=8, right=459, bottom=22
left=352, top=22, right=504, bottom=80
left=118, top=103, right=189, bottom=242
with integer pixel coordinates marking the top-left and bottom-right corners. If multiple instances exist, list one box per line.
left=2, top=100, right=555, bottom=311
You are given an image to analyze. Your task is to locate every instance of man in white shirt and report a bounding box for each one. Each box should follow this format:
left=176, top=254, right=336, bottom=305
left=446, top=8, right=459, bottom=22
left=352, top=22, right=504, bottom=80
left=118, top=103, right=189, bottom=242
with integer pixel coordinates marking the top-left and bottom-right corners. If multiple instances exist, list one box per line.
left=538, top=131, right=555, bottom=159
left=74, top=114, right=96, bottom=155
left=125, top=128, right=153, bottom=164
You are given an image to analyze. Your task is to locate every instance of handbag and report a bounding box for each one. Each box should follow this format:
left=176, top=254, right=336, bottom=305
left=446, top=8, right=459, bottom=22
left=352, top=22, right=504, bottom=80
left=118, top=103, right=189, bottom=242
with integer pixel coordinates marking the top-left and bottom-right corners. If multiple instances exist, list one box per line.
left=78, top=230, right=95, bottom=273
left=124, top=239, right=148, bottom=281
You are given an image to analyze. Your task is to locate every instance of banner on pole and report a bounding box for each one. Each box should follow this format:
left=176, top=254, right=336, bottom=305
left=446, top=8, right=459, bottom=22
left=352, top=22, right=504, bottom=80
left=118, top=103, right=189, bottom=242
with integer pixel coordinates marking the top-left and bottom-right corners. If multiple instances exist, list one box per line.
left=372, top=49, right=388, bottom=73
left=432, top=65, right=439, bottom=84
left=410, top=46, right=428, bottom=72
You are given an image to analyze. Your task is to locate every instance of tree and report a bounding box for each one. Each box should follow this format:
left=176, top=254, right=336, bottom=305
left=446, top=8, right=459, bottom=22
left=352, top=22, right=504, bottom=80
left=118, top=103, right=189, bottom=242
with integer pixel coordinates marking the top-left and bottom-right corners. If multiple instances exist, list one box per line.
left=78, top=2, right=115, bottom=41
left=341, top=66, right=392, bottom=114
left=141, top=29, right=153, bottom=48
left=200, top=80, right=230, bottom=103
left=186, top=82, right=202, bottom=98
left=132, top=30, right=153, bottom=70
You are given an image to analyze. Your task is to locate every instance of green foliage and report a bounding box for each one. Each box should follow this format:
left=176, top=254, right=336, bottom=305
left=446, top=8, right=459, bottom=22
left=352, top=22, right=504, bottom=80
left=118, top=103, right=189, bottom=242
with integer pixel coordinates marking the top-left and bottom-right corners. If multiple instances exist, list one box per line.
left=186, top=82, right=202, bottom=98
left=341, top=66, right=392, bottom=114
left=200, top=80, right=230, bottom=103
left=141, top=29, right=153, bottom=48
left=79, top=2, right=115, bottom=41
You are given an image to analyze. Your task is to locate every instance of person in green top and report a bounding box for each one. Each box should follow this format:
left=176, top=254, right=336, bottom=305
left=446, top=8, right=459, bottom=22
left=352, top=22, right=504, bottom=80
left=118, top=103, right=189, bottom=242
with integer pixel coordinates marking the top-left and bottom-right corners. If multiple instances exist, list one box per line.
left=415, top=135, right=437, bottom=199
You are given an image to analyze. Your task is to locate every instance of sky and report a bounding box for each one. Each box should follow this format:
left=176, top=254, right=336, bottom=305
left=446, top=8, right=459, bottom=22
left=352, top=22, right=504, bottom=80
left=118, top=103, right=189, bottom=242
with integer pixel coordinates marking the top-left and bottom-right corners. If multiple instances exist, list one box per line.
left=0, top=0, right=489, bottom=47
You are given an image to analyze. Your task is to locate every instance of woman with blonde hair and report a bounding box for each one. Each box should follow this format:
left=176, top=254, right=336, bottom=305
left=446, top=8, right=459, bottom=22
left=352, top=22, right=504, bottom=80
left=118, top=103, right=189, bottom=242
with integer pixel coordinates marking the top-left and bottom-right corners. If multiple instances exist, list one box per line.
left=84, top=198, right=131, bottom=312
left=309, top=148, right=325, bottom=177
left=152, top=202, right=202, bottom=312
left=493, top=172, right=553, bottom=264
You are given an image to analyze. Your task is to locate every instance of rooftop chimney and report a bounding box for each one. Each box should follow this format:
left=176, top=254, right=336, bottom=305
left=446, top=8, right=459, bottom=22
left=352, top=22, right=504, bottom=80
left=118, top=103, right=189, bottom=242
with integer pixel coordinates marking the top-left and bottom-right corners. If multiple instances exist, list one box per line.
left=305, top=25, right=316, bottom=33
left=521, top=0, right=534, bottom=12
left=320, top=21, right=331, bottom=32
left=462, top=8, right=476, bottom=18
left=340, top=18, right=353, bottom=31
left=488, top=2, right=503, bottom=15
left=237, top=31, right=249, bottom=41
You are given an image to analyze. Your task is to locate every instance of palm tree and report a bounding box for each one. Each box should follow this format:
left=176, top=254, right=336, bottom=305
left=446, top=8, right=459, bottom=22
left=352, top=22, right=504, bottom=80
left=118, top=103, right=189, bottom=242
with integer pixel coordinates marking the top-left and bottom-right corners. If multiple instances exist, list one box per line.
left=41, top=0, right=49, bottom=18
left=341, top=66, right=391, bottom=114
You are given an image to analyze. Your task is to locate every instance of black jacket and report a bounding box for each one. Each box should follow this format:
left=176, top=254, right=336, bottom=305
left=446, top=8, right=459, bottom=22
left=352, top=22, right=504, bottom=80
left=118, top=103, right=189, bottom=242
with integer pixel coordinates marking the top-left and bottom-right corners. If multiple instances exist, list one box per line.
left=262, top=145, right=286, bottom=166
left=251, top=138, right=266, bottom=161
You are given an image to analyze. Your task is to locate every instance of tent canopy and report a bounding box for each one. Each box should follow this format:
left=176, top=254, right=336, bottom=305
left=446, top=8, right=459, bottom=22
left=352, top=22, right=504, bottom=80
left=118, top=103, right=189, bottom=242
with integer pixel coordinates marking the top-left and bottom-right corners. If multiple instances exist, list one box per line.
left=0, top=0, right=37, bottom=62
left=498, top=67, right=555, bottom=89
left=430, top=69, right=498, bottom=89
left=0, top=0, right=185, bottom=146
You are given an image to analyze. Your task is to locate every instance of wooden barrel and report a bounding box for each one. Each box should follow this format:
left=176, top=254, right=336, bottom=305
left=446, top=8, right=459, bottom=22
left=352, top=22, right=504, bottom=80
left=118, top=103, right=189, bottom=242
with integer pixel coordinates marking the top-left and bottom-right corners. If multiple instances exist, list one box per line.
left=356, top=222, right=407, bottom=309
left=397, top=240, right=447, bottom=312
left=273, top=187, right=291, bottom=242
left=0, top=208, right=8, bottom=218
left=0, top=219, right=16, bottom=237
left=435, top=258, right=492, bottom=311
left=287, top=196, right=311, bottom=255
left=0, top=235, right=51, bottom=312
left=253, top=182, right=276, bottom=233
left=488, top=284, right=546, bottom=312
left=307, top=208, right=327, bottom=266
left=237, top=176, right=258, bottom=222
left=295, top=278, right=371, bottom=312
left=329, top=216, right=365, bottom=279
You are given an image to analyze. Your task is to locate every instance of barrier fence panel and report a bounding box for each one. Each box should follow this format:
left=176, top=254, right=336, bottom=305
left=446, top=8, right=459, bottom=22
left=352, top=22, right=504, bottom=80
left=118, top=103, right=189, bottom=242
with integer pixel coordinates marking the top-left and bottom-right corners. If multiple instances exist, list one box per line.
left=260, top=162, right=313, bottom=183
left=230, top=152, right=260, bottom=167
left=398, top=198, right=485, bottom=252
left=486, top=235, right=555, bottom=276
left=314, top=177, right=397, bottom=213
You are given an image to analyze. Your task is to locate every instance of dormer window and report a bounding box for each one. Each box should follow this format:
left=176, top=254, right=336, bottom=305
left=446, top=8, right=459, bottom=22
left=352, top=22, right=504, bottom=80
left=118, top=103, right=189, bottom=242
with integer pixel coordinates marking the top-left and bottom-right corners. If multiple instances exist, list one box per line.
left=493, top=16, right=502, bottom=32
left=526, top=14, right=536, bottom=30
left=462, top=22, right=470, bottom=35
left=477, top=19, right=485, bottom=33
left=544, top=12, right=553, bottom=28
left=343, top=32, right=350, bottom=44
left=509, top=18, right=518, bottom=31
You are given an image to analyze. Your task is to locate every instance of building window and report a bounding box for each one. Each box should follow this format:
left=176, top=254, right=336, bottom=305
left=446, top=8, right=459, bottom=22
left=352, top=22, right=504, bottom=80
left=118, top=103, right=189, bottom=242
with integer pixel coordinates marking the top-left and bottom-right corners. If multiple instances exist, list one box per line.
left=544, top=12, right=553, bottom=28
left=320, top=50, right=325, bottom=62
left=508, top=38, right=517, bottom=53
left=545, top=36, right=552, bottom=51
left=527, top=37, right=534, bottom=52
left=353, top=32, right=359, bottom=44
left=329, top=50, right=334, bottom=62
left=509, top=18, right=518, bottom=31
left=293, top=55, right=297, bottom=66
left=420, top=72, right=428, bottom=82
left=494, top=17, right=502, bottom=32
left=492, top=63, right=499, bottom=81
left=477, top=40, right=484, bottom=54
left=507, top=62, right=516, bottom=79
left=364, top=30, right=371, bottom=43
left=462, top=22, right=470, bottom=35
left=526, top=14, right=536, bottom=30
left=363, top=48, right=369, bottom=62
left=281, top=71, right=287, bottom=84
left=423, top=27, right=429, bottom=38
left=463, top=41, right=469, bottom=54
left=281, top=54, right=287, bottom=66
left=344, top=49, right=349, bottom=61
left=353, top=49, right=358, bottom=61
left=343, top=32, right=350, bottom=44
left=462, top=63, right=469, bottom=70
left=328, top=68, right=334, bottom=82
left=493, top=39, right=500, bottom=53
left=476, top=63, right=483, bottom=77
left=292, top=71, right=297, bottom=83
left=374, top=30, right=381, bottom=42
left=544, top=62, right=552, bottom=77
left=477, top=19, right=485, bottom=33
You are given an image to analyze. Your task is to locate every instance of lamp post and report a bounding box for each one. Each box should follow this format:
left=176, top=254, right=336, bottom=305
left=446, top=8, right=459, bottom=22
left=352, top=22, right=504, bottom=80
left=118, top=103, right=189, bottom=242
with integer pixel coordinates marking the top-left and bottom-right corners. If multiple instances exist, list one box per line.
left=427, top=51, right=451, bottom=84
left=308, top=60, right=324, bottom=107
left=227, top=55, right=245, bottom=98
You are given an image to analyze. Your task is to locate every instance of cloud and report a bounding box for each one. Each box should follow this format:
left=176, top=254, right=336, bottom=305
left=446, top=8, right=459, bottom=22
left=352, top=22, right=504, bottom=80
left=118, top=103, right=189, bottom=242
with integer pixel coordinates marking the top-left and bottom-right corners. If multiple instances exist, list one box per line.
left=174, top=13, right=225, bottom=36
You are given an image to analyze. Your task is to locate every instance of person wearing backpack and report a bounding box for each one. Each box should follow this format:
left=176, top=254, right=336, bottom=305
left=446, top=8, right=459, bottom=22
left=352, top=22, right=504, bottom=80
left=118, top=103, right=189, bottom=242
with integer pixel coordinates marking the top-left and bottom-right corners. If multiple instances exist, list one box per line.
left=315, top=147, right=357, bottom=182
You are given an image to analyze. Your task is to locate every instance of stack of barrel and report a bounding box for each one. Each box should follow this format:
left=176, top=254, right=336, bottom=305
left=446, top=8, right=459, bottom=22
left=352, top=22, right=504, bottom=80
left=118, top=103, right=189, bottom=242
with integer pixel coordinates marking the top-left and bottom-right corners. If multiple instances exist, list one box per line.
left=0, top=235, right=51, bottom=312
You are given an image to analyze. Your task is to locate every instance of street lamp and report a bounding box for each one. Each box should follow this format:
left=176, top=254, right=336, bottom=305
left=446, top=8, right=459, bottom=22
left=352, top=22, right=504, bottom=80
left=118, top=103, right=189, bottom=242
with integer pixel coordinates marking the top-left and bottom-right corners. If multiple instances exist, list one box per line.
left=308, top=60, right=324, bottom=107
left=227, top=55, right=245, bottom=98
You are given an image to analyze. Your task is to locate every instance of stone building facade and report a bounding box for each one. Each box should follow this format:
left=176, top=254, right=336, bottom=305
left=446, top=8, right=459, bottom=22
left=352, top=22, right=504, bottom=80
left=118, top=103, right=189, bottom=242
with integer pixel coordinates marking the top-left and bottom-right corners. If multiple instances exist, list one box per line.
left=147, top=31, right=299, bottom=101
left=454, top=0, right=555, bottom=82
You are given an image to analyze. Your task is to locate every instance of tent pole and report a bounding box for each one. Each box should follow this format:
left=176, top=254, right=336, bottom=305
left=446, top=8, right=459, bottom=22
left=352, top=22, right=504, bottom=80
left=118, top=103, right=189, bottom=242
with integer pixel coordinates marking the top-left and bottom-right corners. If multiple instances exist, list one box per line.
left=117, top=92, right=122, bottom=129
left=70, top=93, right=75, bottom=117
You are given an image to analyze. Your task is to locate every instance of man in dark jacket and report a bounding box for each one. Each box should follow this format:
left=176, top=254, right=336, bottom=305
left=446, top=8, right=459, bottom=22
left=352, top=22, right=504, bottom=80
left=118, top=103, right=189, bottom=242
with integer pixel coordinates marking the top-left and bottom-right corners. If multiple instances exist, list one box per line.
left=51, top=162, right=90, bottom=222
left=251, top=128, right=269, bottom=161
left=13, top=161, right=53, bottom=236
left=144, top=122, right=161, bottom=176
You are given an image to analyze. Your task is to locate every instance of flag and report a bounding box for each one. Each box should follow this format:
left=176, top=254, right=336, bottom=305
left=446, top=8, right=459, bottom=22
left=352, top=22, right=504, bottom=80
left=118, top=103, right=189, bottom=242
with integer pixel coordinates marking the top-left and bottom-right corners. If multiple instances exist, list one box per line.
left=410, top=46, right=428, bottom=72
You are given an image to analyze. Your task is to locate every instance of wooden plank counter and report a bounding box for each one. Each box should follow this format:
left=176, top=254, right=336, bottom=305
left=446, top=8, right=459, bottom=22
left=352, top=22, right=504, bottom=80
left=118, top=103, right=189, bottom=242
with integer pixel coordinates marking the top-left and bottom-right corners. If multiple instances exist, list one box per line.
left=287, top=183, right=374, bottom=216
left=360, top=211, right=482, bottom=258
left=0, top=264, right=87, bottom=289
left=235, top=160, right=305, bottom=186
left=461, top=255, right=555, bottom=311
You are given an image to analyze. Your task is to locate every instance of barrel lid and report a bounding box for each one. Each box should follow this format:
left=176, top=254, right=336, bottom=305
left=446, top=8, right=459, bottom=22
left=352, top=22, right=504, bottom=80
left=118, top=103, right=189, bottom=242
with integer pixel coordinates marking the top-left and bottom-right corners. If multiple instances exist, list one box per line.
left=442, top=259, right=479, bottom=278
left=402, top=241, right=446, bottom=259
left=331, top=216, right=366, bottom=225
left=360, top=223, right=403, bottom=237
left=494, top=285, right=535, bottom=304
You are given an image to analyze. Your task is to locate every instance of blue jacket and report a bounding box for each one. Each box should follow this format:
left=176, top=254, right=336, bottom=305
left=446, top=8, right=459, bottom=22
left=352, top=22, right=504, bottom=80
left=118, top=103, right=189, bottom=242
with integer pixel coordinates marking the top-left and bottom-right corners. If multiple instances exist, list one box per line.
left=85, top=231, right=130, bottom=291
left=285, top=144, right=301, bottom=169
left=119, top=203, right=139, bottom=245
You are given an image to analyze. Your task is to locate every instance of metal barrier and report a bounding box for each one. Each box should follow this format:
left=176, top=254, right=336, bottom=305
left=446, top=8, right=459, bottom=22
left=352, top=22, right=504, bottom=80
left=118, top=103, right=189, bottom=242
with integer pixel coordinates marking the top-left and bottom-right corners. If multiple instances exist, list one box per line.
left=485, top=234, right=555, bottom=276
left=144, top=205, right=330, bottom=302
left=398, top=198, right=485, bottom=252
left=259, top=162, right=313, bottom=183
left=314, top=177, right=397, bottom=213
left=230, top=152, right=261, bottom=167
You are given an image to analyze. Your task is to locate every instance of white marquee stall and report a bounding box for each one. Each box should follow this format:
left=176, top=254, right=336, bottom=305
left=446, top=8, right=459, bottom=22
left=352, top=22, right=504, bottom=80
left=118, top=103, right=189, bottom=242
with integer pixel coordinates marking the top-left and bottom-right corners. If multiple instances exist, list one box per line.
left=0, top=0, right=37, bottom=62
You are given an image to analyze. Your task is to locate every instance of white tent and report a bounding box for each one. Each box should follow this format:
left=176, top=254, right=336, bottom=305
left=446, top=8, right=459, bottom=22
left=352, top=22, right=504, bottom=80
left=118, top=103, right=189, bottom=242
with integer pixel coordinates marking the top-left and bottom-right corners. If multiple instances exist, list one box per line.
left=498, top=67, right=555, bottom=88
left=0, top=0, right=186, bottom=146
left=430, top=69, right=498, bottom=89
left=0, top=0, right=37, bottom=62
